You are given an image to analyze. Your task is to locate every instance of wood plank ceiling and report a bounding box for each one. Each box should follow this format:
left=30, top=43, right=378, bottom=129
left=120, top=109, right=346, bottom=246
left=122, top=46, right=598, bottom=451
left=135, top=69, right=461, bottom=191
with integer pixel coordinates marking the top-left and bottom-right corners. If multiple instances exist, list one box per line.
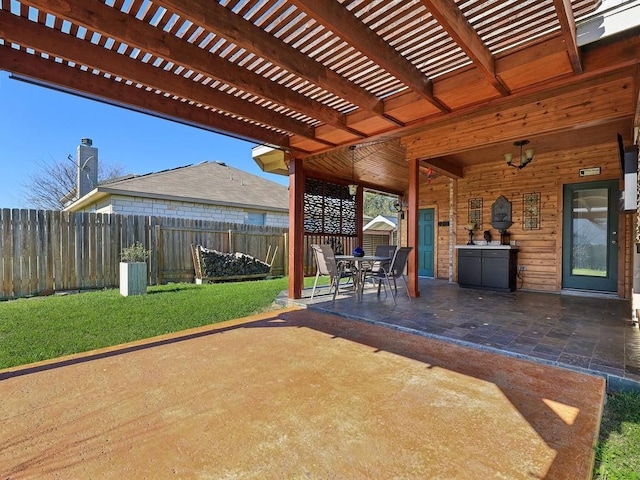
left=0, top=0, right=637, bottom=193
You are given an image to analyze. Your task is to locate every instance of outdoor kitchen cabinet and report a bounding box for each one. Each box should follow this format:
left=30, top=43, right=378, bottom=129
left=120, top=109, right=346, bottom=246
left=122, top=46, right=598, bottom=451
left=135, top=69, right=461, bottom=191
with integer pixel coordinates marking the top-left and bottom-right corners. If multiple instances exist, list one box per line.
left=456, top=246, right=518, bottom=292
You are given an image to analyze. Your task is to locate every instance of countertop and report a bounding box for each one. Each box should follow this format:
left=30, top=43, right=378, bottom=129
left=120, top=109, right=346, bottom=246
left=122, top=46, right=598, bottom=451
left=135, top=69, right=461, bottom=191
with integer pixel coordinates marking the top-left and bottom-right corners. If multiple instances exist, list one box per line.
left=455, top=244, right=518, bottom=250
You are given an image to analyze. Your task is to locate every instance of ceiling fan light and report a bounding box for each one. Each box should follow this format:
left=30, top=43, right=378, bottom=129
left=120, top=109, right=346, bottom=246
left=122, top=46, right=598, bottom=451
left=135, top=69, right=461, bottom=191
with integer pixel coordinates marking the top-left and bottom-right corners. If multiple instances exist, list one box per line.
left=504, top=153, right=513, bottom=165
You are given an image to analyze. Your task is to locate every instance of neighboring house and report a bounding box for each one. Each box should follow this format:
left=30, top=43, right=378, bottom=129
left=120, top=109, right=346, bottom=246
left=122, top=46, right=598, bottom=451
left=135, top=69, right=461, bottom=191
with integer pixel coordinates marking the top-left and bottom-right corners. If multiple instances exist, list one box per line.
left=63, top=139, right=289, bottom=228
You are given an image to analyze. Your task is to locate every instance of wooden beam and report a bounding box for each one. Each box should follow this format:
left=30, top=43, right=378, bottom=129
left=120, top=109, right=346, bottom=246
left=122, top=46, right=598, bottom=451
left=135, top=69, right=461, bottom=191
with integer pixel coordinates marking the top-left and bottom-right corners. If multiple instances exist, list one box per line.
left=407, top=157, right=420, bottom=298
left=418, top=0, right=509, bottom=96
left=552, top=0, right=582, bottom=74
left=0, top=46, right=290, bottom=147
left=288, top=157, right=305, bottom=299
left=403, top=70, right=636, bottom=159
left=19, top=0, right=353, bottom=137
left=634, top=65, right=640, bottom=131
left=155, top=0, right=396, bottom=127
left=290, top=0, right=450, bottom=113
left=0, top=12, right=327, bottom=144
left=302, top=167, right=405, bottom=197
left=286, top=33, right=640, bottom=156
left=419, top=158, right=463, bottom=179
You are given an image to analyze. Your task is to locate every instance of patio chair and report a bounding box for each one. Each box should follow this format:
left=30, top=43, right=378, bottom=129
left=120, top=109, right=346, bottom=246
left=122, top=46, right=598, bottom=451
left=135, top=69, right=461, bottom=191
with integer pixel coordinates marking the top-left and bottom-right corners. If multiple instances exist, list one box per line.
left=360, top=245, right=396, bottom=283
left=365, top=246, right=413, bottom=304
left=310, top=244, right=354, bottom=301
left=371, top=245, right=397, bottom=273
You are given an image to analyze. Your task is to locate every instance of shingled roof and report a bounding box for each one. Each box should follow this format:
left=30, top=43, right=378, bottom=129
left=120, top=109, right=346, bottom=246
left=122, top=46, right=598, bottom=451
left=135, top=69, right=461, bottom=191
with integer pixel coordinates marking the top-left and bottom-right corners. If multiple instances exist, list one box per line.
left=65, top=161, right=289, bottom=212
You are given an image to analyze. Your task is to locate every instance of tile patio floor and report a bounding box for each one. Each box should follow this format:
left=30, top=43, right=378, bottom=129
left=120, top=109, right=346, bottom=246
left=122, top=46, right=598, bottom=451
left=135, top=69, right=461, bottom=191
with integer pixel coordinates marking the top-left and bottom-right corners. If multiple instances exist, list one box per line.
left=278, top=277, right=640, bottom=393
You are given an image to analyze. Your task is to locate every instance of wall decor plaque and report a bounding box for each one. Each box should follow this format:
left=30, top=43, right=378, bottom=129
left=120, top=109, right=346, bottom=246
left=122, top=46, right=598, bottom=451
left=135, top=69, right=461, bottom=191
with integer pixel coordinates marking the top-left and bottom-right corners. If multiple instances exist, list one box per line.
left=523, top=192, right=541, bottom=230
left=468, top=198, right=483, bottom=229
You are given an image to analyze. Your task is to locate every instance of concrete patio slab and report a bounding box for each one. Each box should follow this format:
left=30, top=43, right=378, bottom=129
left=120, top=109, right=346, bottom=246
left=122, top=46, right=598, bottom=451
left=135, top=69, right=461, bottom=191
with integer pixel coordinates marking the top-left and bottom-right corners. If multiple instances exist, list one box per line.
left=0, top=308, right=604, bottom=479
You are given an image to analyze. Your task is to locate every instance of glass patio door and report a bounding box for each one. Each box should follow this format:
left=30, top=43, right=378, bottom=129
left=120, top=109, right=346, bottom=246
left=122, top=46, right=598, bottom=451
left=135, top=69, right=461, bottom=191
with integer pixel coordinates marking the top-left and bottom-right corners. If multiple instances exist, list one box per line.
left=562, top=180, right=618, bottom=292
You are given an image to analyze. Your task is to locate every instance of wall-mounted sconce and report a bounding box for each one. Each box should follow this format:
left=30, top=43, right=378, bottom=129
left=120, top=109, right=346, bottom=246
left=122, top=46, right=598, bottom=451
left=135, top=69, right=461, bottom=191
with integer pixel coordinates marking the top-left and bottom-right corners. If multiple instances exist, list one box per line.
left=505, top=140, right=534, bottom=170
left=390, top=196, right=406, bottom=219
left=348, top=146, right=358, bottom=196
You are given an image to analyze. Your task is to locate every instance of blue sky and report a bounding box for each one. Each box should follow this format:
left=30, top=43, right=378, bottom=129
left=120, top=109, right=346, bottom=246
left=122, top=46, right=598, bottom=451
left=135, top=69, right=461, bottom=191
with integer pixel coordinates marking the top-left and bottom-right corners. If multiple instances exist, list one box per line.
left=0, top=71, right=288, bottom=209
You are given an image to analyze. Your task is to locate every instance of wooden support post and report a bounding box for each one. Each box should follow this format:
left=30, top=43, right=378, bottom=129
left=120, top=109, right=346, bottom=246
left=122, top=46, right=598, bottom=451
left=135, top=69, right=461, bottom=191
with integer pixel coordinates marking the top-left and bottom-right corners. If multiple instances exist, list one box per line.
left=407, top=157, right=420, bottom=298
left=288, top=156, right=305, bottom=299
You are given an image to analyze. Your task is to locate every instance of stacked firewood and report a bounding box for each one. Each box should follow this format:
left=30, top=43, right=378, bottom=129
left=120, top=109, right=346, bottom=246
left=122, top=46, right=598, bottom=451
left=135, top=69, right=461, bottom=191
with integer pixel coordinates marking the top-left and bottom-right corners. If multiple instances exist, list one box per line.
left=200, top=247, right=271, bottom=278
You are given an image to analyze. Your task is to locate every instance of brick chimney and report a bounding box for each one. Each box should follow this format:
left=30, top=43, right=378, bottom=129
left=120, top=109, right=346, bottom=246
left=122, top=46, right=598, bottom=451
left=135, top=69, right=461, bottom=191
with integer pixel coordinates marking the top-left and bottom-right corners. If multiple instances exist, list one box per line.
left=77, top=138, right=98, bottom=198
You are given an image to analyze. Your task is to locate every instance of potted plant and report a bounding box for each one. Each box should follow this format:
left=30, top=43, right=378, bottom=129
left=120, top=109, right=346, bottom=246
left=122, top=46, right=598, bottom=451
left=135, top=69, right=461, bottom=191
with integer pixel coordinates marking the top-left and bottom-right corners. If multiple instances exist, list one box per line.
left=119, top=241, right=150, bottom=296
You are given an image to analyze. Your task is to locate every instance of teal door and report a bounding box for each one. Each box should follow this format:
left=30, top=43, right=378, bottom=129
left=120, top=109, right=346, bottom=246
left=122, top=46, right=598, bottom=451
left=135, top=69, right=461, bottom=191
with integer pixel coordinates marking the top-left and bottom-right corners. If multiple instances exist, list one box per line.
left=418, top=208, right=435, bottom=277
left=562, top=180, right=618, bottom=292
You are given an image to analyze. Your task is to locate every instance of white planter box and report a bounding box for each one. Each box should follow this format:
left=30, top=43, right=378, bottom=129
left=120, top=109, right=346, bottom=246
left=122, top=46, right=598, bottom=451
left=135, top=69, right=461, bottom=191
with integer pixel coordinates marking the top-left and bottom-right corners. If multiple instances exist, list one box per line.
left=119, top=262, right=147, bottom=296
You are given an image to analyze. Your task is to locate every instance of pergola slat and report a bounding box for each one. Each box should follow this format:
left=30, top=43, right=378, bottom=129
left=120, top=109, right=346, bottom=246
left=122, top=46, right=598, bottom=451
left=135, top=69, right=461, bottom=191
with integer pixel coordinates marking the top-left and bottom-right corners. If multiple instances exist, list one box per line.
left=0, top=0, right=617, bottom=157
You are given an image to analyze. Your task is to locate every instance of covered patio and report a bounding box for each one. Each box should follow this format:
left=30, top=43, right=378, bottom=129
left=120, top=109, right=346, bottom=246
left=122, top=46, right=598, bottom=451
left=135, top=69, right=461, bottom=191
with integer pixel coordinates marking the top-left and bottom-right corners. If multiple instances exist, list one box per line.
left=280, top=278, right=640, bottom=392
left=2, top=2, right=639, bottom=306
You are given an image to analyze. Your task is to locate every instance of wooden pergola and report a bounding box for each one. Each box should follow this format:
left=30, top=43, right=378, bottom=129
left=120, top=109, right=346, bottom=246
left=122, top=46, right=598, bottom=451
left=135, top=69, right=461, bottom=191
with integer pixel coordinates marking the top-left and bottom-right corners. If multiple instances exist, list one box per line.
left=1, top=0, right=639, bottom=299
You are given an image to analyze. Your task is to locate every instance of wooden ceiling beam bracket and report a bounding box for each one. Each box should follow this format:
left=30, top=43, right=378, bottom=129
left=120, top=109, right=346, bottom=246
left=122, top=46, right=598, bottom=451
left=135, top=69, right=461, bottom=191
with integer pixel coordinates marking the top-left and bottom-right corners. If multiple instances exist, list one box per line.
left=418, top=158, right=464, bottom=179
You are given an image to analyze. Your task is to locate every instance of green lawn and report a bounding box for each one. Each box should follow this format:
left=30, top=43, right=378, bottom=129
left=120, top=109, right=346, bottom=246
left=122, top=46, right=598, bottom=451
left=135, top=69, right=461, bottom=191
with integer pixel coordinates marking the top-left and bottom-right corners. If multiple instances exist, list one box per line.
left=593, top=392, right=640, bottom=479
left=0, top=279, right=290, bottom=369
left=1, top=277, right=637, bottom=479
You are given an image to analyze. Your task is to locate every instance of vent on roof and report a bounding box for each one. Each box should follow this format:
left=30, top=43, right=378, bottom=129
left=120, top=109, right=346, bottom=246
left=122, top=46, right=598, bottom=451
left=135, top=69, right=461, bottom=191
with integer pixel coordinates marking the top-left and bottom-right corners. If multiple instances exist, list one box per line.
left=215, top=161, right=227, bottom=167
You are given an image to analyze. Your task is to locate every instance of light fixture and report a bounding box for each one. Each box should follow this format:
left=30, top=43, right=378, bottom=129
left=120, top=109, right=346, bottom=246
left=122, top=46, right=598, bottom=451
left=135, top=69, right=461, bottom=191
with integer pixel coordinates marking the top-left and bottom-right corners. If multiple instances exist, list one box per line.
left=348, top=145, right=358, bottom=196
left=505, top=140, right=534, bottom=169
left=467, top=222, right=476, bottom=245
left=390, top=196, right=406, bottom=219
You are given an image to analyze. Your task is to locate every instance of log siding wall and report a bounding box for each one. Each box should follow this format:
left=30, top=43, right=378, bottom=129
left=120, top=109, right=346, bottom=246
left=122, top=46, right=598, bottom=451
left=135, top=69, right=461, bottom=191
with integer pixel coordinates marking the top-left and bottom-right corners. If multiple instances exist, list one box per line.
left=417, top=141, right=633, bottom=298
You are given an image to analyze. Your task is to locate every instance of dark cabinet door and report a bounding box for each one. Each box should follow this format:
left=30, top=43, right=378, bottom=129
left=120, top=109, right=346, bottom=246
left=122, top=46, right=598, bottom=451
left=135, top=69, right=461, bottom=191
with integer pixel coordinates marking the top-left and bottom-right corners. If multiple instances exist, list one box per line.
left=458, top=248, right=517, bottom=291
left=481, top=256, right=509, bottom=289
left=458, top=251, right=482, bottom=286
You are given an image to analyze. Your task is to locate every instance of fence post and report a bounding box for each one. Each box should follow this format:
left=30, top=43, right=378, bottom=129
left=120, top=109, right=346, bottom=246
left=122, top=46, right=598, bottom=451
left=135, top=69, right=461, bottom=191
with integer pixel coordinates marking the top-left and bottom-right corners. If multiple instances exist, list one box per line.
left=228, top=229, right=233, bottom=253
left=283, top=232, right=288, bottom=278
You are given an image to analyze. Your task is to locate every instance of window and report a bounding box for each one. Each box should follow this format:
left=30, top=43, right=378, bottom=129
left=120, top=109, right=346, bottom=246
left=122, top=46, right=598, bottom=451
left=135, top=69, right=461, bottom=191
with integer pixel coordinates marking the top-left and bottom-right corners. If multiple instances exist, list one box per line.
left=246, top=212, right=265, bottom=226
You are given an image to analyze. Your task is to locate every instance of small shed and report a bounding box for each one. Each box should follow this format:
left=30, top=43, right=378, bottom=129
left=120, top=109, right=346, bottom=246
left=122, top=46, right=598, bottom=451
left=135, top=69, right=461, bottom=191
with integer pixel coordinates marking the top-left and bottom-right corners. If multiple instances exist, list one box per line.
left=363, top=215, right=398, bottom=254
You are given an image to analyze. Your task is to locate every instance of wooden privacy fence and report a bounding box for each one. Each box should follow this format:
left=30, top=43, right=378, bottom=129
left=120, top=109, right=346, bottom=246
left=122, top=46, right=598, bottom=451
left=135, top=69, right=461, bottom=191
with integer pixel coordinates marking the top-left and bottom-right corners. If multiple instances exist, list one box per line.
left=0, top=209, right=287, bottom=300
left=303, top=234, right=358, bottom=276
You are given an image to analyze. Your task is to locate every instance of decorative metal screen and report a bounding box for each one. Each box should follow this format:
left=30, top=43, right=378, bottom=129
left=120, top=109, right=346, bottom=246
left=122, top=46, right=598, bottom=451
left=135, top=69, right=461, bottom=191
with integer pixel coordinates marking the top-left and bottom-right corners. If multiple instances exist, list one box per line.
left=304, top=179, right=357, bottom=236
left=523, top=192, right=541, bottom=230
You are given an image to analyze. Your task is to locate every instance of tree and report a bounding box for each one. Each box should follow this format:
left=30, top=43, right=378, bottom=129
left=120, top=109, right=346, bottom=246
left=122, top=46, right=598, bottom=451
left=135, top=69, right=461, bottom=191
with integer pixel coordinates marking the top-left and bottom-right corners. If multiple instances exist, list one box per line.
left=363, top=191, right=397, bottom=218
left=22, top=157, right=126, bottom=210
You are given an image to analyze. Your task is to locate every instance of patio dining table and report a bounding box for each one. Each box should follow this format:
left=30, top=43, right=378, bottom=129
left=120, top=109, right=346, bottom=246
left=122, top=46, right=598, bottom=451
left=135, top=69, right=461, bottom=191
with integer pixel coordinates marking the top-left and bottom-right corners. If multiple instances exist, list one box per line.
left=336, top=254, right=391, bottom=299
